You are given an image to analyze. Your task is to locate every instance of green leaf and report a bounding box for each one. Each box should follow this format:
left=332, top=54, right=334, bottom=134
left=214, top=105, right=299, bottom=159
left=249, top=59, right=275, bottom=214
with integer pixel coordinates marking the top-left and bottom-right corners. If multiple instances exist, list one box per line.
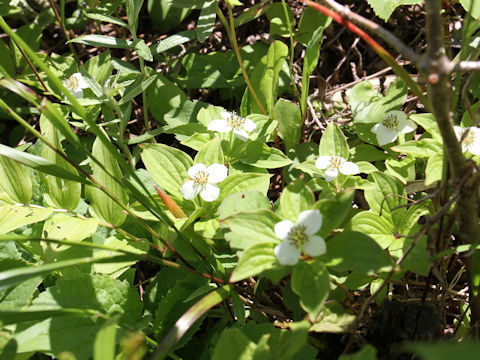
left=297, top=7, right=331, bottom=45
left=84, top=50, right=113, bottom=86
left=84, top=12, right=129, bottom=28
left=300, top=23, right=326, bottom=112
left=219, top=173, right=271, bottom=201
left=133, top=38, right=153, bottom=62
left=319, top=123, right=349, bottom=159
left=279, top=179, right=314, bottom=221
left=94, top=317, right=118, bottom=360
left=0, top=255, right=133, bottom=291
left=366, top=0, right=422, bottom=21
left=87, top=137, right=128, bottom=226
left=275, top=98, right=302, bottom=151
left=409, top=113, right=442, bottom=141
left=0, top=144, right=88, bottom=184
left=350, top=144, right=387, bottom=162
left=236, top=142, right=292, bottom=168
left=218, top=191, right=270, bottom=219
left=309, top=303, right=356, bottom=333
left=460, top=0, right=480, bottom=18
left=408, top=341, right=480, bottom=360
left=241, top=41, right=288, bottom=116
left=196, top=1, right=216, bottom=43
left=151, top=285, right=231, bottom=360
left=212, top=328, right=257, bottom=360
left=0, top=155, right=32, bottom=204
left=292, top=260, right=330, bottom=321
left=222, top=209, right=282, bottom=249
left=40, top=116, right=81, bottom=211
left=348, top=211, right=396, bottom=249
left=0, top=39, right=14, bottom=77
left=43, top=213, right=98, bottom=250
left=425, top=153, right=443, bottom=186
left=326, top=231, right=393, bottom=275
left=118, top=74, right=157, bottom=105
left=315, top=190, right=354, bottom=238
left=266, top=2, right=294, bottom=37
left=364, top=172, right=406, bottom=226
left=194, top=136, right=224, bottom=166
left=390, top=138, right=443, bottom=158
left=170, top=0, right=207, bottom=9
left=147, top=75, right=188, bottom=122
left=150, top=30, right=197, bottom=54
left=141, top=143, right=193, bottom=198
left=385, top=154, right=415, bottom=184
left=230, top=242, right=277, bottom=282
left=0, top=205, right=52, bottom=234
left=70, top=34, right=132, bottom=48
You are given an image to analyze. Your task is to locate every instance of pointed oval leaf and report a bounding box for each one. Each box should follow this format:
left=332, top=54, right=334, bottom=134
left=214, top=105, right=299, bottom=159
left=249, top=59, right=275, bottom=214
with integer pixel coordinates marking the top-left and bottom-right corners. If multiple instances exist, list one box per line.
left=0, top=155, right=32, bottom=204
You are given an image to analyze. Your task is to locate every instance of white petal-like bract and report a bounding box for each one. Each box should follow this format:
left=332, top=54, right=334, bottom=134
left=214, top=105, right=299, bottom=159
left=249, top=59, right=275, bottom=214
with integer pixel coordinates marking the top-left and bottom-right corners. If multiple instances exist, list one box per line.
left=181, top=180, right=201, bottom=200
left=274, top=220, right=295, bottom=240
left=372, top=124, right=398, bottom=145
left=315, top=156, right=332, bottom=170
left=207, top=120, right=231, bottom=133
left=303, top=235, right=327, bottom=257
left=296, top=210, right=322, bottom=235
left=188, top=163, right=207, bottom=179
left=339, top=161, right=360, bottom=176
left=206, top=164, right=228, bottom=183
left=200, top=183, right=220, bottom=202
left=274, top=240, right=301, bottom=266
left=324, top=167, right=339, bottom=182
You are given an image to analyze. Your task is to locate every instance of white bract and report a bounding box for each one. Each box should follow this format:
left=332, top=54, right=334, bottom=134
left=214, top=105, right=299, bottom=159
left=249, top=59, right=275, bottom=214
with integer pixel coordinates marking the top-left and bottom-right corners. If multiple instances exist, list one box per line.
left=454, top=126, right=480, bottom=155
left=63, top=72, right=88, bottom=98
left=181, top=163, right=228, bottom=202
left=207, top=111, right=256, bottom=141
left=274, top=210, right=326, bottom=266
left=315, top=155, right=359, bottom=182
left=371, top=110, right=416, bottom=146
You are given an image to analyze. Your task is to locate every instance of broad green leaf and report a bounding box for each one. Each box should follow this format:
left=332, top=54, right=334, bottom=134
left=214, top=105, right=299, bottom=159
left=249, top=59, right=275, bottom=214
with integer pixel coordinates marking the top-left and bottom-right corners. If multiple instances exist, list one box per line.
left=217, top=190, right=270, bottom=219
left=0, top=39, right=14, bottom=77
left=150, top=30, right=196, bottom=54
left=241, top=41, right=288, bottom=116
left=349, top=144, right=387, bottom=162
left=319, top=123, right=349, bottom=159
left=236, top=142, right=292, bottom=168
left=309, top=303, right=356, bottom=333
left=211, top=328, right=257, bottom=360
left=152, top=285, right=231, bottom=360
left=279, top=179, right=314, bottom=221
left=141, top=143, right=193, bottom=198
left=409, top=113, right=442, bottom=141
left=275, top=98, right=302, bottom=151
left=148, top=0, right=192, bottom=33
left=84, top=50, right=113, bottom=86
left=391, top=138, right=443, bottom=158
left=0, top=144, right=88, bottom=184
left=408, top=341, right=480, bottom=360
left=364, top=172, right=406, bottom=226
left=460, top=0, right=480, bottom=19
left=385, top=154, right=415, bottom=184
left=292, top=260, right=330, bottom=321
left=170, top=0, right=207, bottom=9
left=0, top=308, right=93, bottom=326
left=348, top=211, right=396, bottom=249
left=196, top=1, right=216, bottom=43
left=69, top=35, right=132, bottom=49
left=87, top=137, right=128, bottom=226
left=367, top=0, right=422, bottom=21
left=297, top=6, right=331, bottom=45
left=0, top=255, right=133, bottom=291
left=0, top=275, right=42, bottom=311
left=40, top=115, right=81, bottom=211
left=43, top=213, right=98, bottom=251
left=0, top=156, right=32, bottom=204
left=326, top=231, right=393, bottom=275
left=0, top=205, right=52, bottom=234
left=94, top=317, right=118, bottom=360
left=266, top=2, right=294, bottom=37
left=222, top=209, right=282, bottom=248
left=315, top=189, right=354, bottom=238
left=146, top=75, right=188, bottom=122
left=133, top=38, right=153, bottom=62
left=126, top=0, right=144, bottom=32
left=194, top=136, right=224, bottom=166
left=219, top=173, right=271, bottom=200
left=425, top=153, right=444, bottom=186
left=230, top=242, right=277, bottom=282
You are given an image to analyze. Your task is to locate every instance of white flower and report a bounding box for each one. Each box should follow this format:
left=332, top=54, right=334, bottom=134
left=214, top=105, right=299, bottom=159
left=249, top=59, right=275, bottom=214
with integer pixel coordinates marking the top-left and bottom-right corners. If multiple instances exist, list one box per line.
left=454, top=126, right=480, bottom=155
left=371, top=110, right=416, bottom=146
left=315, top=155, right=359, bottom=182
left=180, top=163, right=228, bottom=202
left=63, top=72, right=88, bottom=98
left=274, top=210, right=326, bottom=266
left=207, top=111, right=256, bottom=141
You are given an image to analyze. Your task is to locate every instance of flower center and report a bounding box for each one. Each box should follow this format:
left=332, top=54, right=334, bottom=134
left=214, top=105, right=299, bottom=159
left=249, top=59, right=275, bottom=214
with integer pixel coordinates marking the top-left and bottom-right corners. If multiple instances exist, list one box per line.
left=462, top=128, right=476, bottom=145
left=288, top=225, right=308, bottom=247
left=329, top=156, right=345, bottom=169
left=382, top=113, right=399, bottom=129
left=227, top=113, right=246, bottom=130
left=65, top=75, right=80, bottom=90
left=193, top=170, right=209, bottom=185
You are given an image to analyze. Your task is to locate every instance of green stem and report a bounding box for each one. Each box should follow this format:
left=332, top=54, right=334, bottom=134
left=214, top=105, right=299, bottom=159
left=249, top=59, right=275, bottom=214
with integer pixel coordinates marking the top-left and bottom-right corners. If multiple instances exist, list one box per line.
left=130, top=30, right=150, bottom=131
left=47, top=0, right=79, bottom=62
left=216, top=4, right=267, bottom=116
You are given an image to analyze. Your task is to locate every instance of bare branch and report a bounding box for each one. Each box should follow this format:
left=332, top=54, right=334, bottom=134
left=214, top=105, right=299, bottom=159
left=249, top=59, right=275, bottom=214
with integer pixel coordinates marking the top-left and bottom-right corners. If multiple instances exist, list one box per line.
left=312, top=0, right=421, bottom=64
left=454, top=60, right=480, bottom=72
